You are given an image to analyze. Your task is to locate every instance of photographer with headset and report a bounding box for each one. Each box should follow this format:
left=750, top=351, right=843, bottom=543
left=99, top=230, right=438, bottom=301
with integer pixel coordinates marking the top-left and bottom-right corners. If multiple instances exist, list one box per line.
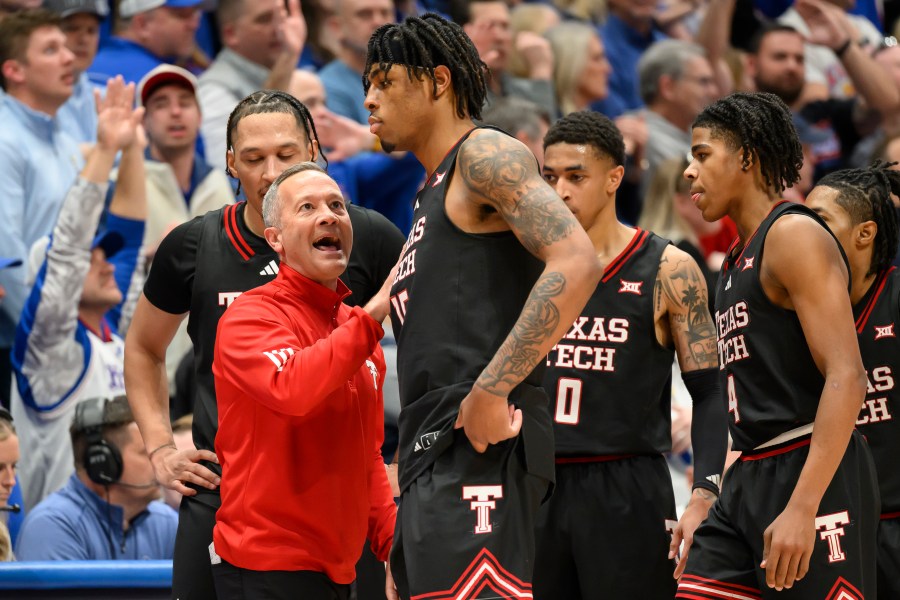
left=14, top=396, right=177, bottom=560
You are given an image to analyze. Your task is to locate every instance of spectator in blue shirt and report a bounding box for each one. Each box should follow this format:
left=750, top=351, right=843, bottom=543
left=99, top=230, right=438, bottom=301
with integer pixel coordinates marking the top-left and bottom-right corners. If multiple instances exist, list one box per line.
left=593, top=0, right=668, bottom=119
left=0, top=9, right=84, bottom=410
left=88, top=0, right=204, bottom=87
left=15, top=396, right=177, bottom=560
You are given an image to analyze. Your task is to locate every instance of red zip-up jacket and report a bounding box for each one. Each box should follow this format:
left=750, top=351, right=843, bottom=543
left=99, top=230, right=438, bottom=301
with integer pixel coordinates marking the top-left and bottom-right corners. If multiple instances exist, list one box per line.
left=212, top=262, right=396, bottom=583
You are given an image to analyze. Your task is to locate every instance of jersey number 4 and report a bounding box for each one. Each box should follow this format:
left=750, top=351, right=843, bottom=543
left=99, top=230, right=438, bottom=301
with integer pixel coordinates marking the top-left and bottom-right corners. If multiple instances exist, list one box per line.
left=554, top=378, right=582, bottom=425
left=727, top=374, right=740, bottom=423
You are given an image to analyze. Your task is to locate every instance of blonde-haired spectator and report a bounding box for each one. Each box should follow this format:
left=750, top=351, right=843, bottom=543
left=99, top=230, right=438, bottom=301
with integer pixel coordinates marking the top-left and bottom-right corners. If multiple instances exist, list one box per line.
left=545, top=21, right=611, bottom=116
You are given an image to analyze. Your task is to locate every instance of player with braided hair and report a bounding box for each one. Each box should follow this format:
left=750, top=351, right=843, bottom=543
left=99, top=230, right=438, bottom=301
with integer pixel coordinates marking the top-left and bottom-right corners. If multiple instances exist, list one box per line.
left=535, top=110, right=727, bottom=598
left=125, top=90, right=402, bottom=600
left=677, top=92, right=878, bottom=598
left=805, top=163, right=900, bottom=599
left=364, top=13, right=601, bottom=600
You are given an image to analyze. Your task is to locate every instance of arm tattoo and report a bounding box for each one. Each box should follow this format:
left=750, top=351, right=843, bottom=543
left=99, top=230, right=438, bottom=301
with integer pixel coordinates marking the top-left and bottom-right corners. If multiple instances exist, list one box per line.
left=658, top=254, right=717, bottom=370
left=477, top=272, right=566, bottom=394
left=458, top=131, right=576, bottom=256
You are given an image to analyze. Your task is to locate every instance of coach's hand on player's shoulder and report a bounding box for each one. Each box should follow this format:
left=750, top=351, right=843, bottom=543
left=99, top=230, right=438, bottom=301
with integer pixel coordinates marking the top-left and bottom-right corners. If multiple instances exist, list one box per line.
left=150, top=445, right=221, bottom=496
left=760, top=503, right=815, bottom=591
left=670, top=487, right=717, bottom=579
left=454, top=385, right=523, bottom=453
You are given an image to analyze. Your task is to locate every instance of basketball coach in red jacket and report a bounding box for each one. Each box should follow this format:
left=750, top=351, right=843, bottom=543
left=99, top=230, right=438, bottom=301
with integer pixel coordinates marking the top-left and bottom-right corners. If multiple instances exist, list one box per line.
left=211, top=162, right=397, bottom=600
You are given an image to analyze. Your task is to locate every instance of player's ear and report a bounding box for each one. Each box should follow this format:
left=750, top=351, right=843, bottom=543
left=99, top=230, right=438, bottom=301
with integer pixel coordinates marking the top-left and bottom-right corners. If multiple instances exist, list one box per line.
left=856, top=220, right=877, bottom=250
left=433, top=65, right=452, bottom=99
left=607, top=165, right=625, bottom=194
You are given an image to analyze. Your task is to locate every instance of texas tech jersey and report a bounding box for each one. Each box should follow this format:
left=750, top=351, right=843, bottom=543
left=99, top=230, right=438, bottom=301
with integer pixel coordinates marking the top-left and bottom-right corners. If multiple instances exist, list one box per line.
left=544, top=229, right=674, bottom=456
left=714, top=202, right=843, bottom=451
left=854, top=266, right=900, bottom=513
left=389, top=128, right=545, bottom=489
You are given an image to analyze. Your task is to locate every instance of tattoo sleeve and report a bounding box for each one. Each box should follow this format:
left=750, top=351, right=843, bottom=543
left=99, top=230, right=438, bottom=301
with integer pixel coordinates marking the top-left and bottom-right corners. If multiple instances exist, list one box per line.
left=457, top=130, right=577, bottom=256
left=477, top=272, right=566, bottom=394
left=657, top=251, right=718, bottom=371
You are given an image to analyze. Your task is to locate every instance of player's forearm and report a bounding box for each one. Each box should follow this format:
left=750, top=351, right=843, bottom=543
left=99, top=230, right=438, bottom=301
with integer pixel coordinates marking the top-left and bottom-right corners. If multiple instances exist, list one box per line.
left=476, top=255, right=600, bottom=397
left=124, top=336, right=174, bottom=449
left=789, top=368, right=866, bottom=512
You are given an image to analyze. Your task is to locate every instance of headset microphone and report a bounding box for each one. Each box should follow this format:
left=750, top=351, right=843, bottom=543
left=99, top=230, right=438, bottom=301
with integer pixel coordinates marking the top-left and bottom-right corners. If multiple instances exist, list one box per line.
left=0, top=504, right=21, bottom=513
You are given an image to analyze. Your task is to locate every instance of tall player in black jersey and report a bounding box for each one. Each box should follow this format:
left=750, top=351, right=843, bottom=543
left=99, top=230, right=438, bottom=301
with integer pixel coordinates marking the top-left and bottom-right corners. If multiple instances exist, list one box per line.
left=677, top=92, right=879, bottom=599
left=535, top=111, right=727, bottom=598
left=124, top=91, right=404, bottom=600
left=363, top=14, right=601, bottom=600
left=805, top=163, right=900, bottom=599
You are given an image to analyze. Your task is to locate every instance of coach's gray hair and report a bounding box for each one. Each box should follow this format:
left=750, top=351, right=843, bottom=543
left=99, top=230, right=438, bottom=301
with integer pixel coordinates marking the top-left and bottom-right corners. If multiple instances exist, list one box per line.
left=262, top=162, right=328, bottom=228
left=638, top=39, right=707, bottom=105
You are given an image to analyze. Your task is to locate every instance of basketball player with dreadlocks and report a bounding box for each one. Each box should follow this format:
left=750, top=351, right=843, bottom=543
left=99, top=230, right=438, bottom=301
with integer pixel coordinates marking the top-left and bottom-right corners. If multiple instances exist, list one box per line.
left=124, top=91, right=403, bottom=600
left=676, top=92, right=879, bottom=599
left=535, top=110, right=727, bottom=598
left=364, top=13, right=601, bottom=600
left=805, top=163, right=900, bottom=599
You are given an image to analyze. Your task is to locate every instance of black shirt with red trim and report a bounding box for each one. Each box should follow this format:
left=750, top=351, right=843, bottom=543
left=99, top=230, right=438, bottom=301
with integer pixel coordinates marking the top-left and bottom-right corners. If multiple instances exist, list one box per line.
left=544, top=229, right=674, bottom=456
left=144, top=201, right=404, bottom=488
left=714, top=201, right=842, bottom=451
left=854, top=266, right=900, bottom=514
left=388, top=127, right=548, bottom=491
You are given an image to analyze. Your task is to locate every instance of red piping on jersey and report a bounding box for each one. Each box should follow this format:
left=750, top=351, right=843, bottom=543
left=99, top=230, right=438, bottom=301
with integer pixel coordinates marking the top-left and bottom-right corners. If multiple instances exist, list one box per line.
left=224, top=203, right=254, bottom=261
left=855, top=267, right=896, bottom=333
left=79, top=318, right=113, bottom=343
left=740, top=437, right=811, bottom=461
left=601, top=228, right=648, bottom=283
left=724, top=200, right=790, bottom=271
left=881, top=511, right=900, bottom=520
left=555, top=454, right=637, bottom=464
left=426, top=127, right=476, bottom=185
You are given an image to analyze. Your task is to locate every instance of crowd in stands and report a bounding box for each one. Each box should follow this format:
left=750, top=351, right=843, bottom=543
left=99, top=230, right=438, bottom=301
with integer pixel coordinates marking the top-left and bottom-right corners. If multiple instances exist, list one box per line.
left=0, top=0, right=898, bottom=594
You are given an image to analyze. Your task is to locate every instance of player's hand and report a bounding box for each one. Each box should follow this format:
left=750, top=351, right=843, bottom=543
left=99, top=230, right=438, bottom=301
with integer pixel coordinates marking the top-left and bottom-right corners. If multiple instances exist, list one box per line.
left=385, top=462, right=400, bottom=497
left=670, top=487, right=717, bottom=579
left=95, top=76, right=144, bottom=152
left=385, top=560, right=399, bottom=600
left=150, top=445, right=220, bottom=496
left=760, top=504, right=815, bottom=590
left=454, top=385, right=522, bottom=453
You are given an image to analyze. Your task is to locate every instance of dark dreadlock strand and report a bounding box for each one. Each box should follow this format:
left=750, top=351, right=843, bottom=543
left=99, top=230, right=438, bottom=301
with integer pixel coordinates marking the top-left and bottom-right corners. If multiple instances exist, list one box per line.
left=693, top=92, right=802, bottom=196
left=543, top=110, right=626, bottom=167
left=225, top=90, right=326, bottom=191
left=363, top=13, right=488, bottom=120
left=817, top=161, right=900, bottom=276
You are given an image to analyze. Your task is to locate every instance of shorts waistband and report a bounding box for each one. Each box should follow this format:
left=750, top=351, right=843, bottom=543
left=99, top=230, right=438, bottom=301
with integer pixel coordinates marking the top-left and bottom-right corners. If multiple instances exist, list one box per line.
left=742, top=433, right=813, bottom=461
left=555, top=454, right=638, bottom=464
left=754, top=423, right=814, bottom=450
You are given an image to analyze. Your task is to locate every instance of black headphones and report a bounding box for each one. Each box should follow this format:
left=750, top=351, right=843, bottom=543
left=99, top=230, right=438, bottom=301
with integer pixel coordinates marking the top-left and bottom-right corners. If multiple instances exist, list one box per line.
left=74, top=397, right=123, bottom=486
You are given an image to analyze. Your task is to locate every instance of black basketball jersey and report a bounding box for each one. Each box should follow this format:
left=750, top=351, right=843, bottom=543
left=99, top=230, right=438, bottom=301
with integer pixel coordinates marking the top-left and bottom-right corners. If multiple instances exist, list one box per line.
left=854, top=266, right=900, bottom=513
left=144, top=202, right=395, bottom=483
left=544, top=229, right=674, bottom=456
left=389, top=128, right=545, bottom=486
left=714, top=201, right=841, bottom=451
